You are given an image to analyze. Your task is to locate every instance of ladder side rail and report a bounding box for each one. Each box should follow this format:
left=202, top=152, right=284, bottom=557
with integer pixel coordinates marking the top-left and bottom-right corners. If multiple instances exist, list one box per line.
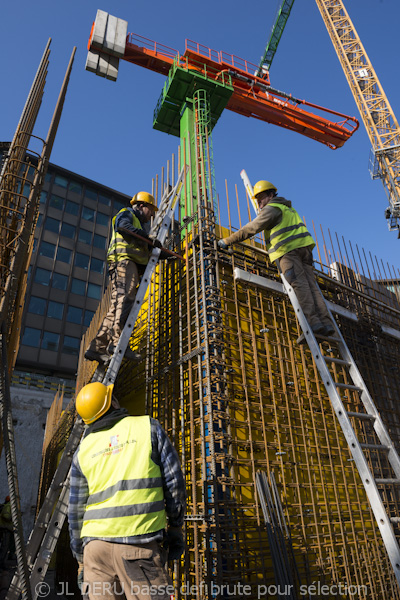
left=280, top=273, right=400, bottom=583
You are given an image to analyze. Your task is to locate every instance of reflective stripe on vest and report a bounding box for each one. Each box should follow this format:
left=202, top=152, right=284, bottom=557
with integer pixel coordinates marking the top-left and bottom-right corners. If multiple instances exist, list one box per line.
left=107, top=208, right=150, bottom=265
left=78, top=415, right=167, bottom=539
left=266, top=203, right=315, bottom=262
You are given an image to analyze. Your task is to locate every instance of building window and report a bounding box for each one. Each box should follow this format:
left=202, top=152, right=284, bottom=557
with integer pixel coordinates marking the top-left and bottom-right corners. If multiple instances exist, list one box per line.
left=63, top=335, right=80, bottom=355
left=36, top=214, right=43, bottom=227
left=78, top=229, right=92, bottom=245
left=98, top=193, right=111, bottom=207
left=49, top=194, right=64, bottom=211
left=66, top=306, right=82, bottom=324
left=69, top=180, right=82, bottom=195
left=32, top=239, right=38, bottom=253
left=90, top=257, right=104, bottom=274
left=60, top=222, right=75, bottom=239
left=40, top=191, right=47, bottom=204
left=56, top=246, right=72, bottom=264
left=75, top=253, right=90, bottom=270
left=52, top=272, right=68, bottom=291
left=93, top=233, right=107, bottom=250
left=44, top=217, right=59, bottom=233
left=28, top=296, right=46, bottom=315
left=71, top=278, right=86, bottom=295
left=83, top=309, right=95, bottom=327
left=65, top=200, right=79, bottom=216
left=44, top=172, right=52, bottom=183
left=96, top=212, right=109, bottom=227
left=85, top=188, right=97, bottom=201
left=54, top=174, right=68, bottom=188
left=113, top=200, right=125, bottom=212
left=42, top=331, right=60, bottom=352
left=34, top=267, right=51, bottom=286
left=82, top=206, right=95, bottom=222
left=39, top=241, right=56, bottom=259
left=22, top=327, right=41, bottom=347
left=48, top=300, right=64, bottom=319
left=87, top=283, right=102, bottom=300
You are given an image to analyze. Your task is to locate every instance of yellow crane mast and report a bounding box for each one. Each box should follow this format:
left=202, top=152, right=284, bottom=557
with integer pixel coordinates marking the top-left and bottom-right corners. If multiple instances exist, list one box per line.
left=315, top=0, right=400, bottom=234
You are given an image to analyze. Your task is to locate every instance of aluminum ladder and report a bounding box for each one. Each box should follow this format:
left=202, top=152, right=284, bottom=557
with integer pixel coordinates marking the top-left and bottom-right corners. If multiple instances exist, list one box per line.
left=6, top=168, right=185, bottom=600
left=280, top=271, right=400, bottom=587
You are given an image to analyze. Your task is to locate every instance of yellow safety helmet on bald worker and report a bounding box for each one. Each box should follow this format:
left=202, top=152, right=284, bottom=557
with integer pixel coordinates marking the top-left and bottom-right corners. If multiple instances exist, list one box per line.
left=130, top=191, right=158, bottom=211
left=253, top=180, right=277, bottom=198
left=75, top=382, right=114, bottom=425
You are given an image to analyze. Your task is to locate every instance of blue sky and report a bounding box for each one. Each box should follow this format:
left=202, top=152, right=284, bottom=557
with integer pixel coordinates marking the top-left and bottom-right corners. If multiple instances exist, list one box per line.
left=1, top=0, right=399, bottom=273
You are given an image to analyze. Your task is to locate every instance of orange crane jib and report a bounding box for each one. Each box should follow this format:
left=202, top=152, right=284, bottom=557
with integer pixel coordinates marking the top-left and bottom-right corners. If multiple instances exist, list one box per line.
left=98, top=31, right=360, bottom=149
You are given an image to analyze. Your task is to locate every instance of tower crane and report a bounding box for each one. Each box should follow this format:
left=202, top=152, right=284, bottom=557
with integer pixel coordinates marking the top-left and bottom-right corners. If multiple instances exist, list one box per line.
left=315, top=0, right=400, bottom=234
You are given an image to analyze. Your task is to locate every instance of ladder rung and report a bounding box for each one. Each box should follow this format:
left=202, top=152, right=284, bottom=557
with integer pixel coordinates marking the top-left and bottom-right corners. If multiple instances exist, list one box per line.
left=360, top=443, right=389, bottom=452
left=375, top=478, right=400, bottom=485
left=324, top=356, right=351, bottom=366
left=335, top=382, right=362, bottom=392
left=390, top=517, right=400, bottom=523
left=346, top=411, right=375, bottom=421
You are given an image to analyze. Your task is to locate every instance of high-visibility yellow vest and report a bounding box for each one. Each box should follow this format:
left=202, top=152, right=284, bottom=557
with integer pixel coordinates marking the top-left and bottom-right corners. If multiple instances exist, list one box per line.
left=107, top=208, right=150, bottom=265
left=266, top=203, right=315, bottom=263
left=78, top=416, right=167, bottom=539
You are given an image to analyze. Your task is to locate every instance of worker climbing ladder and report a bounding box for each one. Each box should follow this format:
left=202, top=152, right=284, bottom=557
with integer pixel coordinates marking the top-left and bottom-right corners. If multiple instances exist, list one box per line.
left=239, top=170, right=400, bottom=586
left=6, top=168, right=185, bottom=600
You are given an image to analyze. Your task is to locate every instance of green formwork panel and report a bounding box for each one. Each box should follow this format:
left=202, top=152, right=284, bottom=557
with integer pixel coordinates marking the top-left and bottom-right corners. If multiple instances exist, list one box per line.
left=153, top=66, right=234, bottom=137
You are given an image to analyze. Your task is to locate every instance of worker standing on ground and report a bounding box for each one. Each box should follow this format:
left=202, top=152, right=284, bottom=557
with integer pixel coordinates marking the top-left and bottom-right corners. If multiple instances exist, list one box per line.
left=85, top=192, right=165, bottom=364
left=218, top=180, right=335, bottom=336
left=68, top=382, right=186, bottom=600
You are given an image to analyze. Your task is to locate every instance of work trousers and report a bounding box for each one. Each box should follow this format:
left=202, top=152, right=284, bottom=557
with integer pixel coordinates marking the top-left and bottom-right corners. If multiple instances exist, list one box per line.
left=278, top=247, right=332, bottom=328
left=89, top=260, right=141, bottom=354
left=82, top=540, right=173, bottom=600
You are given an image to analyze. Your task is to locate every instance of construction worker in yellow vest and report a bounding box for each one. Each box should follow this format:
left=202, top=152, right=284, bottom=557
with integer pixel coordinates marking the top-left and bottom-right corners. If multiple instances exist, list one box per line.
left=85, top=192, right=167, bottom=364
left=218, top=180, right=335, bottom=336
left=68, top=382, right=186, bottom=600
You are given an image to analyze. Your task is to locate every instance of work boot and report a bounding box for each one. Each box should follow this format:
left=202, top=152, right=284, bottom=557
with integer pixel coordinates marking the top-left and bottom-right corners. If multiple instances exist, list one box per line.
left=108, top=345, right=142, bottom=362
left=321, top=323, right=336, bottom=336
left=84, top=348, right=109, bottom=363
left=311, top=322, right=326, bottom=335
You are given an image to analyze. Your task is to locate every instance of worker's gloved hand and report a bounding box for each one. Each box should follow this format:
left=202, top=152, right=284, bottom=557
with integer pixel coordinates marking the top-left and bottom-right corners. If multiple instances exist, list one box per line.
left=166, top=526, right=185, bottom=561
left=77, top=562, right=84, bottom=592
left=152, top=239, right=163, bottom=249
left=217, top=239, right=228, bottom=250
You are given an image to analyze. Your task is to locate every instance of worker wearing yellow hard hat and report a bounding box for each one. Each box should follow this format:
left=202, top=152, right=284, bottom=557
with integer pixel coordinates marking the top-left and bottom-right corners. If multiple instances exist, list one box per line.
left=218, top=179, right=335, bottom=336
left=69, top=382, right=186, bottom=599
left=84, top=191, right=166, bottom=365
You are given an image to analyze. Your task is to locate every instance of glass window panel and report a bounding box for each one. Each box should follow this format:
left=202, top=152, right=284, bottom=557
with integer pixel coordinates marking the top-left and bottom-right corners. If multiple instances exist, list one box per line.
left=93, top=233, right=106, bottom=250
left=36, top=214, right=43, bottom=227
left=22, top=327, right=41, bottom=347
left=82, top=206, right=95, bottom=222
left=44, top=172, right=52, bottom=183
left=56, top=246, right=72, bottom=264
left=113, top=200, right=126, bottom=212
left=40, top=191, right=47, bottom=204
left=98, top=193, right=111, bottom=206
left=60, top=222, right=75, bottom=239
left=48, top=300, right=64, bottom=319
left=87, top=282, right=101, bottom=299
left=90, top=257, right=104, bottom=274
left=83, top=309, right=95, bottom=327
left=69, top=180, right=82, bottom=194
left=78, top=229, right=92, bottom=244
left=52, top=272, right=68, bottom=291
left=75, top=253, right=90, bottom=270
left=71, top=278, right=86, bottom=295
left=49, top=194, right=64, bottom=210
left=84, top=188, right=97, bottom=201
left=28, top=296, right=46, bottom=315
left=54, top=174, right=68, bottom=188
left=32, top=238, right=38, bottom=253
left=23, top=183, right=32, bottom=197
left=42, top=331, right=60, bottom=351
left=34, top=268, right=51, bottom=286
left=66, top=306, right=82, bottom=324
left=62, top=335, right=80, bottom=355
left=44, top=217, right=59, bottom=233
left=39, top=241, right=55, bottom=259
left=96, top=212, right=109, bottom=227
left=65, top=200, right=79, bottom=216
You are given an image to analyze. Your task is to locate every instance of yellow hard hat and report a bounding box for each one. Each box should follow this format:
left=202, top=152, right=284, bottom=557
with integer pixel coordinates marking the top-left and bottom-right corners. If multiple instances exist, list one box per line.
left=253, top=180, right=277, bottom=198
left=75, top=382, right=114, bottom=425
left=130, top=191, right=158, bottom=211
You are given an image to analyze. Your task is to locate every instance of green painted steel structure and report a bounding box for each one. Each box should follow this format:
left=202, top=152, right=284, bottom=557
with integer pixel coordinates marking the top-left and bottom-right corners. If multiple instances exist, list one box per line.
left=257, top=0, right=295, bottom=75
